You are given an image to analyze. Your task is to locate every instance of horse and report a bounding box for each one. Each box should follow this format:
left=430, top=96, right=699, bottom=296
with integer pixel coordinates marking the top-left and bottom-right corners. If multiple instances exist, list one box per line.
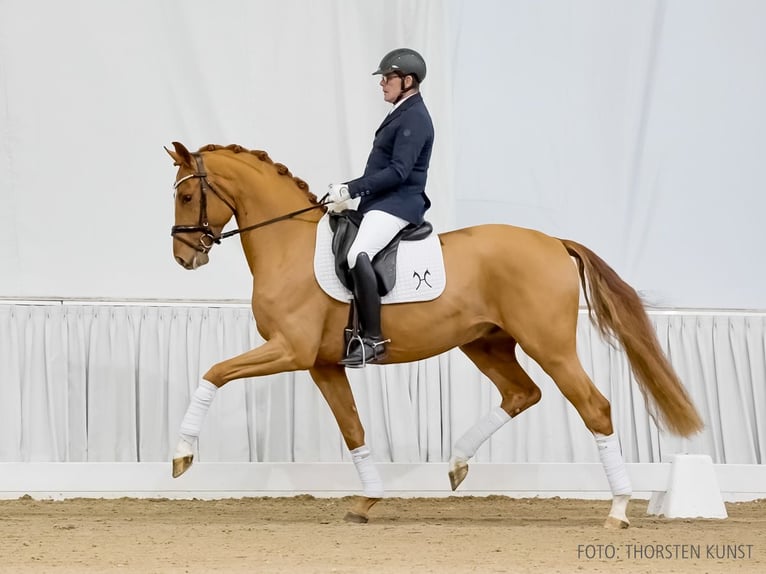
left=165, top=141, right=703, bottom=528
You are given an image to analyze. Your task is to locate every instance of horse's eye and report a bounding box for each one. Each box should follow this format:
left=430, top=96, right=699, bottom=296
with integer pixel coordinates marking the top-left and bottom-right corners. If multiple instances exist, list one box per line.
left=181, top=194, right=193, bottom=204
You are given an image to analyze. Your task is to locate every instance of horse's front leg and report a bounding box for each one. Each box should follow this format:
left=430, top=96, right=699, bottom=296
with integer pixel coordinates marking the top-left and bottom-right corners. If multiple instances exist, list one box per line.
left=310, top=364, right=383, bottom=523
left=172, top=336, right=308, bottom=478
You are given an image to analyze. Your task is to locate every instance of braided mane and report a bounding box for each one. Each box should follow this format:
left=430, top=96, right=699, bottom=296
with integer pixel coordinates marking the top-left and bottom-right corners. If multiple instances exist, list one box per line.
left=197, top=144, right=322, bottom=205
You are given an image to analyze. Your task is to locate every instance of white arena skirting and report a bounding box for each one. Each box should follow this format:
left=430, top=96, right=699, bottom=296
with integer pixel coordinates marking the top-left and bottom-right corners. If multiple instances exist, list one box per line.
left=2, top=302, right=765, bottom=470
left=1, top=462, right=764, bottom=502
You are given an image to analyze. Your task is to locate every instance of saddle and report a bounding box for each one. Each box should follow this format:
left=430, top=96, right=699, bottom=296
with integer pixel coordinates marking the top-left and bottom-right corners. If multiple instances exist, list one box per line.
left=329, top=210, right=433, bottom=296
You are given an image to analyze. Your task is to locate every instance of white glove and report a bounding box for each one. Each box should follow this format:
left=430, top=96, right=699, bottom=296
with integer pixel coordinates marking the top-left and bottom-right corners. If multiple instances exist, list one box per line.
left=327, top=183, right=351, bottom=204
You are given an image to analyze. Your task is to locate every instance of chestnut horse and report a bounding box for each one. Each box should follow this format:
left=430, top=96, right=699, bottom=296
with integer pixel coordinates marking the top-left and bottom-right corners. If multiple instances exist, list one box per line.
left=166, top=142, right=702, bottom=528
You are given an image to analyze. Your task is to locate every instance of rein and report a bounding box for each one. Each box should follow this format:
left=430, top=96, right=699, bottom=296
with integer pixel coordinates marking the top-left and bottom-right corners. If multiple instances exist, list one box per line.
left=217, top=201, right=328, bottom=242
left=171, top=152, right=328, bottom=253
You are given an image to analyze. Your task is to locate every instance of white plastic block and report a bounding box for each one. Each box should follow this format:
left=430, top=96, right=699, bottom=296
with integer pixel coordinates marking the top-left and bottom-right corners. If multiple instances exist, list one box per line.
left=647, top=454, right=727, bottom=519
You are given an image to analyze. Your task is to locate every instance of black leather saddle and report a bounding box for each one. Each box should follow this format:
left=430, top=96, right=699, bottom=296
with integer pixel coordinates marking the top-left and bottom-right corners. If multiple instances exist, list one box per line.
left=329, top=210, right=433, bottom=296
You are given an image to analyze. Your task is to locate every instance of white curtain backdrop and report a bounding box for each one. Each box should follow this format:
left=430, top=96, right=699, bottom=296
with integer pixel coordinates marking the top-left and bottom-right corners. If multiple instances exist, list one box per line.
left=449, top=0, right=766, bottom=309
left=0, top=0, right=764, bottom=308
left=1, top=303, right=763, bottom=465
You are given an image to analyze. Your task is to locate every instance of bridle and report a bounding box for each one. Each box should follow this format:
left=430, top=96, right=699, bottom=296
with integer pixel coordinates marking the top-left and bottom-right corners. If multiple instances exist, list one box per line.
left=170, top=153, right=237, bottom=253
left=171, top=152, right=329, bottom=254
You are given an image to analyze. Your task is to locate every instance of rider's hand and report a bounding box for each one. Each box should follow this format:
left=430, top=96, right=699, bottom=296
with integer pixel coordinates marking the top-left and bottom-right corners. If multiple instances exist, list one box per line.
left=328, top=183, right=351, bottom=204
left=327, top=183, right=352, bottom=213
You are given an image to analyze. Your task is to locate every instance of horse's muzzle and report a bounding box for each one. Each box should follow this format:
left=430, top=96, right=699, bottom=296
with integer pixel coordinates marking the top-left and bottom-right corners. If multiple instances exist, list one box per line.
left=175, top=252, right=209, bottom=270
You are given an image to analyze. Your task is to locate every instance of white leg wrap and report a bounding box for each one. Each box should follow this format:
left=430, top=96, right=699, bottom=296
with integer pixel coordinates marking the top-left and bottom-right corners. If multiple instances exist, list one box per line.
left=351, top=445, right=384, bottom=498
left=595, top=432, right=632, bottom=496
left=452, top=406, right=511, bottom=461
left=176, top=380, right=218, bottom=455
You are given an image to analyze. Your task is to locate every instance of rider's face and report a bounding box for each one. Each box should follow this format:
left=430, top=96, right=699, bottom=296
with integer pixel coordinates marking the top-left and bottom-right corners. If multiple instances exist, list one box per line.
left=380, top=72, right=408, bottom=104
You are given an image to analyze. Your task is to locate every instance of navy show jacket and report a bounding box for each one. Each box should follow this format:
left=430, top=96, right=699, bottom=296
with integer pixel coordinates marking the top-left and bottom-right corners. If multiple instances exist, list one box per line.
left=346, top=93, right=434, bottom=224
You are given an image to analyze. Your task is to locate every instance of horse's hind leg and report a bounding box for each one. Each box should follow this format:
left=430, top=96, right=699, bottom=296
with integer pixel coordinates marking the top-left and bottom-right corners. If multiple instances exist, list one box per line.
left=451, top=331, right=542, bottom=490
left=532, top=348, right=632, bottom=529
left=310, top=364, right=382, bottom=523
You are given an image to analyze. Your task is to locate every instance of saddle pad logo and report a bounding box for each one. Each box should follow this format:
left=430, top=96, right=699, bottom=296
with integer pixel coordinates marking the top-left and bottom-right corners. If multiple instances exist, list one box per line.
left=413, top=269, right=432, bottom=289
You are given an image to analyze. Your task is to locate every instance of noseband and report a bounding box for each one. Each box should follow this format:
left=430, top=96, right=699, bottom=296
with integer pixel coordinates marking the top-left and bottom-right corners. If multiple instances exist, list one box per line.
left=170, top=153, right=238, bottom=254
left=171, top=152, right=329, bottom=254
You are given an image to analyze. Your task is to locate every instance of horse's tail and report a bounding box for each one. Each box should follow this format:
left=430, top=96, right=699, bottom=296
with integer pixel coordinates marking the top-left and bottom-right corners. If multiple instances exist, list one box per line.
left=560, top=239, right=703, bottom=437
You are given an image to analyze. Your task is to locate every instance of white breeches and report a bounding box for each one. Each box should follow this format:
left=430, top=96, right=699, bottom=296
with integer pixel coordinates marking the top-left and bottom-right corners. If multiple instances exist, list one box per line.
left=347, top=210, right=409, bottom=269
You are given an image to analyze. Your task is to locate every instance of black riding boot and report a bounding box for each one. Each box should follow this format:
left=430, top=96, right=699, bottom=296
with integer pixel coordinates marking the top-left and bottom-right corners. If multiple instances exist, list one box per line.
left=340, top=253, right=389, bottom=367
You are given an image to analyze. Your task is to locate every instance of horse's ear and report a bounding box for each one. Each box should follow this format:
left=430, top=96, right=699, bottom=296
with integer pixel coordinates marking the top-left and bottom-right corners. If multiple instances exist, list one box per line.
left=165, top=141, right=193, bottom=167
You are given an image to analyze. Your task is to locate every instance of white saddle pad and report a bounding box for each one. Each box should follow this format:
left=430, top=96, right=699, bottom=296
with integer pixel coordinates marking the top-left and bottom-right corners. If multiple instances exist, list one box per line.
left=314, top=213, right=446, bottom=304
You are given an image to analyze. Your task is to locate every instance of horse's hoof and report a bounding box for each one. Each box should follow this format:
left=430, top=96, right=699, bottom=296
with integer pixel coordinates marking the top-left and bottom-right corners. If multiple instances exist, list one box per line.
left=604, top=515, right=630, bottom=529
left=344, top=496, right=380, bottom=524
left=172, top=455, right=194, bottom=478
left=344, top=511, right=369, bottom=524
left=448, top=458, right=469, bottom=491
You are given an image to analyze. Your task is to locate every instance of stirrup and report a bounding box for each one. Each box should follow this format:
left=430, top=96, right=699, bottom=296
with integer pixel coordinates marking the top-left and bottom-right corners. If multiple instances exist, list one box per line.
left=340, top=336, right=390, bottom=368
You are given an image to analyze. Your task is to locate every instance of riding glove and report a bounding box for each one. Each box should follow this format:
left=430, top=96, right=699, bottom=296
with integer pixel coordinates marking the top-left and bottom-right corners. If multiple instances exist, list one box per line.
left=328, top=183, right=351, bottom=204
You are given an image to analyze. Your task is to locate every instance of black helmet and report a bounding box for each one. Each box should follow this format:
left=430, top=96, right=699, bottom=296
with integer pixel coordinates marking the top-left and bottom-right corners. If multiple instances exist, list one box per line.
left=372, top=48, right=427, bottom=83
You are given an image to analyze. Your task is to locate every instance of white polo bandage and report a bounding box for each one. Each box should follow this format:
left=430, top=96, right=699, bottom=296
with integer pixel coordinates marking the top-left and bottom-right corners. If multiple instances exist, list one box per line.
left=179, top=380, right=218, bottom=441
left=351, top=444, right=384, bottom=498
left=452, top=406, right=511, bottom=461
left=594, top=432, right=632, bottom=496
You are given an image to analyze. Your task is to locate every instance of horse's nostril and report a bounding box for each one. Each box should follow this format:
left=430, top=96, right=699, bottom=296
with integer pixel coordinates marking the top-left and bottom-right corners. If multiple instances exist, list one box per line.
left=175, top=256, right=192, bottom=269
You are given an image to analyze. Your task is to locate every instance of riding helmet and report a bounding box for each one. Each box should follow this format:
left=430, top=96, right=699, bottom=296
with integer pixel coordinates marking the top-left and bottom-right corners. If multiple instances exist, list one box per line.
left=372, top=48, right=427, bottom=83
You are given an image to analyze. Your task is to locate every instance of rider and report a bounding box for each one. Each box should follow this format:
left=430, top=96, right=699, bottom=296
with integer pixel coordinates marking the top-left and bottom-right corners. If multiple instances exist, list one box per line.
left=328, top=48, right=435, bottom=368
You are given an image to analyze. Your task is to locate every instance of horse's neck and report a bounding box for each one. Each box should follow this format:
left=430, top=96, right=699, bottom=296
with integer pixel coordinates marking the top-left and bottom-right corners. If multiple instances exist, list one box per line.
left=239, top=220, right=317, bottom=278
left=232, top=181, right=319, bottom=281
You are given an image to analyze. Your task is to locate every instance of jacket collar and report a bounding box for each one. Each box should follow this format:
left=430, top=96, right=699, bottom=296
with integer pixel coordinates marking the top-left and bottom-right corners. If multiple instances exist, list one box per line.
left=376, top=92, right=423, bottom=133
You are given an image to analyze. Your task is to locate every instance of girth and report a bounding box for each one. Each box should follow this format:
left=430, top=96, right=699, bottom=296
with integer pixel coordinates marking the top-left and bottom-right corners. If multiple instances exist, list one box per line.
left=329, top=210, right=433, bottom=296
